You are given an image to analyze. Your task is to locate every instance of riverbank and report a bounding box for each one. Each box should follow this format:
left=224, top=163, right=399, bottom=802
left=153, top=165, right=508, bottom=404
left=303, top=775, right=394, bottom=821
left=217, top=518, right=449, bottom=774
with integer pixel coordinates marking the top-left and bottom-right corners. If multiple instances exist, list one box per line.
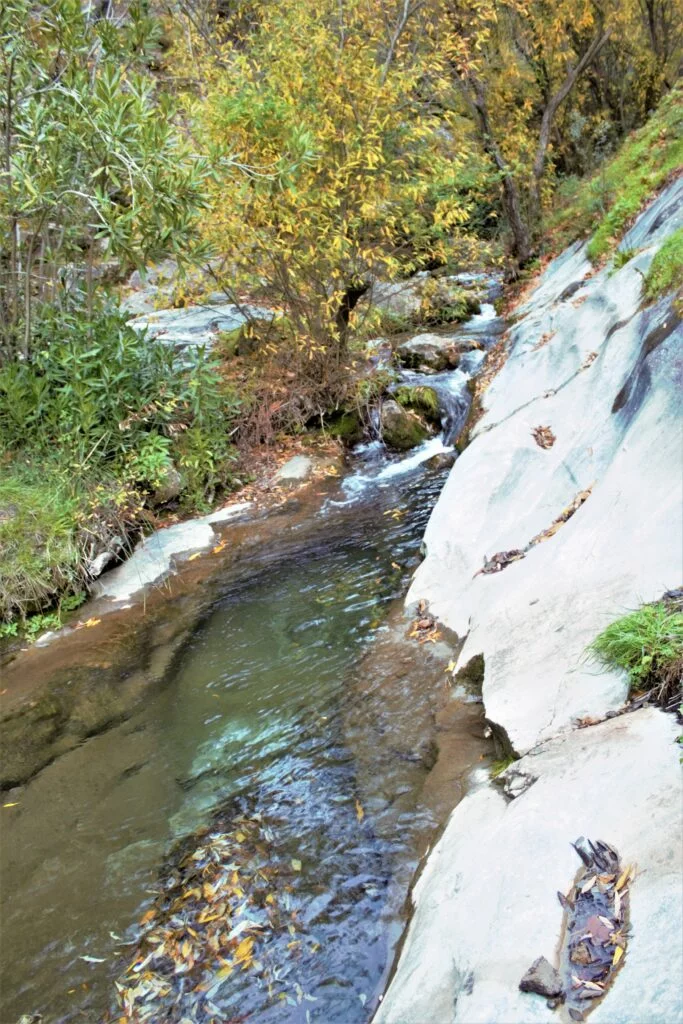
left=375, top=179, right=683, bottom=1024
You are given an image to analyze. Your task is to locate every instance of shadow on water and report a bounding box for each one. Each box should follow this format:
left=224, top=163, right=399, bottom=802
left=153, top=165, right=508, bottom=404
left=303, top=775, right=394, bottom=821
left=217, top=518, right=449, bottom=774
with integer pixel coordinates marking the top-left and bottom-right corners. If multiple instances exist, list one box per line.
left=0, top=441, right=490, bottom=1024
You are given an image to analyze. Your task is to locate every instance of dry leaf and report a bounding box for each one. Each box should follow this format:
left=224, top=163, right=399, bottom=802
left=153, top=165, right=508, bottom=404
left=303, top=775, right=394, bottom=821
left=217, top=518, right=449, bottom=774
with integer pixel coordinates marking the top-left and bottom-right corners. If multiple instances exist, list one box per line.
left=355, top=799, right=365, bottom=823
left=187, top=552, right=202, bottom=562
left=580, top=875, right=597, bottom=893
left=84, top=617, right=101, bottom=628
left=291, top=858, right=302, bottom=872
left=615, top=864, right=632, bottom=891
left=2, top=802, right=19, bottom=808
left=612, top=946, right=624, bottom=967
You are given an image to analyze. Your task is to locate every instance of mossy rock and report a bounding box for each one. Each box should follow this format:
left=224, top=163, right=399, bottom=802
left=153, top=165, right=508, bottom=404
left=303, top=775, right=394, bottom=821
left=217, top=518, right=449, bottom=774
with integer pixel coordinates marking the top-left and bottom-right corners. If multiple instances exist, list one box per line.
left=325, top=409, right=365, bottom=445
left=381, top=399, right=431, bottom=451
left=394, top=384, right=441, bottom=423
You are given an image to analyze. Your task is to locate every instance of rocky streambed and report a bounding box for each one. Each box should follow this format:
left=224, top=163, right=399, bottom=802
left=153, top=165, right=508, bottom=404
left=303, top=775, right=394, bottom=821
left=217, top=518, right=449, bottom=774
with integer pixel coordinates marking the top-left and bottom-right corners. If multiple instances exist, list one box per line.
left=375, top=179, right=683, bottom=1024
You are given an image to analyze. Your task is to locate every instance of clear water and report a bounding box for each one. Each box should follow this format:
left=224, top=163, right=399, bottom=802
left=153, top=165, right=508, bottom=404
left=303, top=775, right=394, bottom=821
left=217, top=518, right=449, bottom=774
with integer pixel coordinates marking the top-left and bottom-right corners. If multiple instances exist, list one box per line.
left=0, top=454, right=479, bottom=1024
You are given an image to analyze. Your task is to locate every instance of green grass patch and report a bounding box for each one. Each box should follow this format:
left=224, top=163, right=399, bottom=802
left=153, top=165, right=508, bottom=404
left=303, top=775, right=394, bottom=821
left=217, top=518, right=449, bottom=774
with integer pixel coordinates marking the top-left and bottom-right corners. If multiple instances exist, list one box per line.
left=0, top=460, right=140, bottom=625
left=546, top=86, right=683, bottom=262
left=644, top=226, right=683, bottom=303
left=588, top=599, right=683, bottom=708
left=490, top=755, right=517, bottom=779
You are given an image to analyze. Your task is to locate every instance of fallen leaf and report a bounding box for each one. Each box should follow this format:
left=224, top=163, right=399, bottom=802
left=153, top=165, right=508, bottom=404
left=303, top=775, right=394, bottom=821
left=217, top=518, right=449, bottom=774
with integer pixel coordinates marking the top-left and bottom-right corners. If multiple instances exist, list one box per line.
left=355, top=799, right=365, bottom=823
left=2, top=802, right=19, bottom=808
left=84, top=617, right=101, bottom=628
left=612, top=946, right=624, bottom=966
left=212, top=541, right=227, bottom=554
left=80, top=955, right=107, bottom=963
left=291, top=859, right=302, bottom=872
left=580, top=875, right=597, bottom=893
left=187, top=552, right=202, bottom=562
left=615, top=864, right=632, bottom=891
left=445, top=659, right=457, bottom=674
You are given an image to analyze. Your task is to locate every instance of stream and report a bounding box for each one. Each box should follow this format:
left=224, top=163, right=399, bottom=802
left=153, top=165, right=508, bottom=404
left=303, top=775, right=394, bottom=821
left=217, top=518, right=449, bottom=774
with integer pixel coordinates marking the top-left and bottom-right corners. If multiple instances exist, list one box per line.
left=0, top=305, right=502, bottom=1024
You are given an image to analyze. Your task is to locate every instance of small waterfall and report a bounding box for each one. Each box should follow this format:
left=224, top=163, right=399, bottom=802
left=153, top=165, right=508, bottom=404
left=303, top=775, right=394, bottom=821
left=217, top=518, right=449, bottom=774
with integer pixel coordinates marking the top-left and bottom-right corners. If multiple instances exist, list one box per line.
left=395, top=367, right=472, bottom=445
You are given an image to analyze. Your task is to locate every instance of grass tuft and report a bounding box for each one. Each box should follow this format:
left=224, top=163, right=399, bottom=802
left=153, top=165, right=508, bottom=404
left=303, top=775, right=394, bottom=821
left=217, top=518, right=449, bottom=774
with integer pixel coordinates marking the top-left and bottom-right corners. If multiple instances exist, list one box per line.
left=644, top=226, right=683, bottom=304
left=588, top=598, right=683, bottom=708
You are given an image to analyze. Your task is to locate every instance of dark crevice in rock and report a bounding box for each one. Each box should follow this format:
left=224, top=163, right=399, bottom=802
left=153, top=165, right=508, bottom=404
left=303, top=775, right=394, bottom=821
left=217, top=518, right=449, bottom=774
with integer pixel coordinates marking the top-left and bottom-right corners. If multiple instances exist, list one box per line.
left=611, top=305, right=681, bottom=417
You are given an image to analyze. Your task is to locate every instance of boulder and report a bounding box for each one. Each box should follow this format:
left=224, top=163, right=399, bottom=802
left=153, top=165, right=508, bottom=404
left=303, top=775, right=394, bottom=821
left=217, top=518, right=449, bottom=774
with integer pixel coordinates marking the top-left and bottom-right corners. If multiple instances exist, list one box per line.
left=274, top=455, right=314, bottom=486
left=397, top=333, right=482, bottom=371
left=151, top=464, right=183, bottom=506
left=381, top=400, right=431, bottom=450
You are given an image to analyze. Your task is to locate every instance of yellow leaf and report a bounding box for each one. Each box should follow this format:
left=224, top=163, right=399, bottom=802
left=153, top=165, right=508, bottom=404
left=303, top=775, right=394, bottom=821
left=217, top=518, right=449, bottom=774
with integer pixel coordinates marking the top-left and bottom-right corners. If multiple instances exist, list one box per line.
left=235, top=832, right=246, bottom=843
left=612, top=945, right=624, bottom=967
left=84, top=617, right=101, bottom=628
left=2, top=802, right=19, bottom=808
left=615, top=864, right=632, bottom=891
left=234, top=936, right=254, bottom=963
left=291, top=858, right=302, bottom=871
left=187, top=552, right=202, bottom=562
left=445, top=660, right=457, bottom=674
left=355, top=799, right=365, bottom=823
left=212, top=541, right=227, bottom=554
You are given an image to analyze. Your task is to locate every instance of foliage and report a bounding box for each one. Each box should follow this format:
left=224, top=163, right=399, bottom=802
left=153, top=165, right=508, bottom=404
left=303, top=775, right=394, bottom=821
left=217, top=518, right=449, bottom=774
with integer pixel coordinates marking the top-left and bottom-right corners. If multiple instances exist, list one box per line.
left=644, top=226, right=683, bottom=304
left=0, top=0, right=209, bottom=359
left=546, top=85, right=683, bottom=260
left=0, top=470, right=84, bottom=621
left=171, top=0, right=477, bottom=369
left=0, top=308, right=240, bottom=499
left=588, top=599, right=683, bottom=707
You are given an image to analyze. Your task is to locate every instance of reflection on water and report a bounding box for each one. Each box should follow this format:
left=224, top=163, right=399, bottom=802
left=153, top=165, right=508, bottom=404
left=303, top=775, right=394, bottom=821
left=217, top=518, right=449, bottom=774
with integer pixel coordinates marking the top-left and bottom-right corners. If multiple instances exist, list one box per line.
left=0, top=457, right=483, bottom=1024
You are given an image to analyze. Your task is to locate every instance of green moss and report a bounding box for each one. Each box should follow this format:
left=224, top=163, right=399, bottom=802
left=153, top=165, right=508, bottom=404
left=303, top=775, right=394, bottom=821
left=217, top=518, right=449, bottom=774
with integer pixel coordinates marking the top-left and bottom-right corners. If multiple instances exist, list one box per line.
left=644, top=226, right=683, bottom=302
left=325, top=410, right=364, bottom=444
left=395, top=384, right=440, bottom=421
left=588, top=599, right=683, bottom=706
left=547, top=85, right=683, bottom=262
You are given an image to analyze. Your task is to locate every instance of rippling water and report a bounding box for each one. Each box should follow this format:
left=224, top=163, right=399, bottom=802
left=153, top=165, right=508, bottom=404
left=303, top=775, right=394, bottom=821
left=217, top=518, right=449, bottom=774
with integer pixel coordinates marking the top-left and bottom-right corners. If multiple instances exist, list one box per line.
left=0, top=449, right=487, bottom=1024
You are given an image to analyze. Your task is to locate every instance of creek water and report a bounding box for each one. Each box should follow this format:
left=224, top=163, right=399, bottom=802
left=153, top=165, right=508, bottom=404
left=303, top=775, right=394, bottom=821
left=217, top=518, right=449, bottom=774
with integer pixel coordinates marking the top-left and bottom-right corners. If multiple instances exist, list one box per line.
left=0, top=306, right=501, bottom=1024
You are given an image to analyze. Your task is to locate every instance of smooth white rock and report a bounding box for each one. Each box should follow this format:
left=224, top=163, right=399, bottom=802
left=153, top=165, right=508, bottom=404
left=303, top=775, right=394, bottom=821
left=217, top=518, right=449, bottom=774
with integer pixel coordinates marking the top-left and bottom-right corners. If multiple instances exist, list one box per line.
left=95, top=501, right=253, bottom=602
left=275, top=455, right=314, bottom=484
left=407, top=181, right=683, bottom=755
left=375, top=708, right=683, bottom=1024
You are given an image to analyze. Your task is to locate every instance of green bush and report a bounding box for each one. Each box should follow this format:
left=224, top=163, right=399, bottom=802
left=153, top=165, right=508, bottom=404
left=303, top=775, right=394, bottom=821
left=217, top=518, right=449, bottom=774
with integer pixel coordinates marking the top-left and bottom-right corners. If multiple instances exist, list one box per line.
left=0, top=307, right=240, bottom=499
left=588, top=599, right=683, bottom=707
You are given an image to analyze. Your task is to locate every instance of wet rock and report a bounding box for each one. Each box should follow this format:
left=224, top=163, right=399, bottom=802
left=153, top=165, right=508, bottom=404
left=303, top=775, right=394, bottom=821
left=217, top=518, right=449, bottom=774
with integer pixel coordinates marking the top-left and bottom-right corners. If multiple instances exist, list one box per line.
left=519, top=956, right=563, bottom=998
left=381, top=400, right=431, bottom=451
left=397, top=333, right=482, bottom=372
left=275, top=455, right=314, bottom=486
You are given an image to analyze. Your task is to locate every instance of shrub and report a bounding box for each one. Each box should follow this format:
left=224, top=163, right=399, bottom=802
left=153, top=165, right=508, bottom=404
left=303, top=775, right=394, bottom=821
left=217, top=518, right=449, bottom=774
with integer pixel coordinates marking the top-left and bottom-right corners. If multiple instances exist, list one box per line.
left=0, top=307, right=241, bottom=500
left=588, top=599, right=683, bottom=708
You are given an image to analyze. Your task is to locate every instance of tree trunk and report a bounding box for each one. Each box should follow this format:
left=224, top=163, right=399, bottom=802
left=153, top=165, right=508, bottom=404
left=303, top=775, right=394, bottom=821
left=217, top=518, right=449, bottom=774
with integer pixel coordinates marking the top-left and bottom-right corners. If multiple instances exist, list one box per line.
left=460, top=75, right=533, bottom=265
left=529, top=29, right=612, bottom=212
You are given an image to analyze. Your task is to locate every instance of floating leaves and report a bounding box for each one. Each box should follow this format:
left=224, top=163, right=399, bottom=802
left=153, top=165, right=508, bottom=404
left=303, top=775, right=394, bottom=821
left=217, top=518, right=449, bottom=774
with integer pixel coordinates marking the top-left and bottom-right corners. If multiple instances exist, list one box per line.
left=115, top=811, right=312, bottom=1022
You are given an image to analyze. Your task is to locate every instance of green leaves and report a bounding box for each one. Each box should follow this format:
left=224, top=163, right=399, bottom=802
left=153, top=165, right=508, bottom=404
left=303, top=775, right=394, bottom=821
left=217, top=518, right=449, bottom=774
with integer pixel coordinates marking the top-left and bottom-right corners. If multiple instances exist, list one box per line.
left=0, top=0, right=209, bottom=358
